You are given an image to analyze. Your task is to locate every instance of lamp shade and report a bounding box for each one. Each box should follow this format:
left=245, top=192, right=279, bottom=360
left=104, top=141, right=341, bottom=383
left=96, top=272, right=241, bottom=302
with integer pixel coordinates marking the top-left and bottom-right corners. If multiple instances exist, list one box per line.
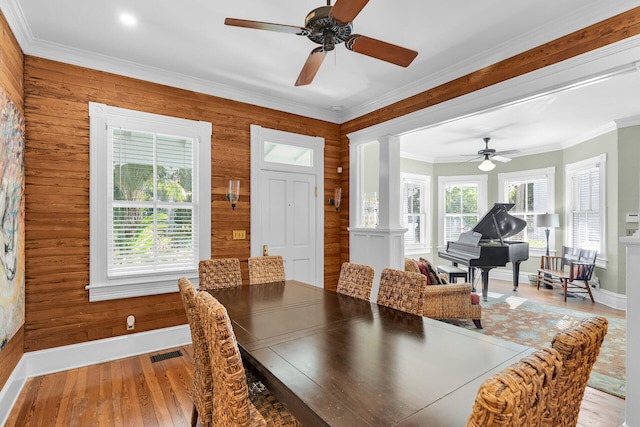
left=478, top=158, right=496, bottom=171
left=535, top=213, right=559, bottom=228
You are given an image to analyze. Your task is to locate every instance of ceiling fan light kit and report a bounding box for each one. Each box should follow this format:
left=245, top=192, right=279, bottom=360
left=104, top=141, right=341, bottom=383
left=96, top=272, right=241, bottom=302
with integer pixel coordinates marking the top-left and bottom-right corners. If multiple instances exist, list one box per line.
left=468, top=137, right=519, bottom=171
left=478, top=156, right=496, bottom=172
left=225, top=0, right=418, bottom=86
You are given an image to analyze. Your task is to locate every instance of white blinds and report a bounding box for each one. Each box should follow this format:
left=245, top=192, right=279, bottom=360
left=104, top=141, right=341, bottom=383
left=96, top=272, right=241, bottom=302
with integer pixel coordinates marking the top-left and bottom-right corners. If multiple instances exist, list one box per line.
left=108, top=129, right=196, bottom=277
left=403, top=181, right=422, bottom=246
left=572, top=167, right=600, bottom=250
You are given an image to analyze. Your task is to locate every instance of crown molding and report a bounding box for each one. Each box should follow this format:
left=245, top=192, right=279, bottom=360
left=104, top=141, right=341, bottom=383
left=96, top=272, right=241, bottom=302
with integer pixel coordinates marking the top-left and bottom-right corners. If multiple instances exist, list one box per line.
left=616, top=114, right=640, bottom=128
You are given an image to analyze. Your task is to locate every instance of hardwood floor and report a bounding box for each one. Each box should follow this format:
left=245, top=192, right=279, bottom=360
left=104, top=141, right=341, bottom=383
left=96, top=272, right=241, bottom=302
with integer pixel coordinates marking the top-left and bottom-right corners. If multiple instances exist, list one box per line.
left=5, top=279, right=625, bottom=426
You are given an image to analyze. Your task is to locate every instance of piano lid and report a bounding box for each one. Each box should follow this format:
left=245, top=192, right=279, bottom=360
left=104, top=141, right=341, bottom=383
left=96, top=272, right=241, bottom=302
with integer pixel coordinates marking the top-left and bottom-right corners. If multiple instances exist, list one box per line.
left=473, top=203, right=527, bottom=241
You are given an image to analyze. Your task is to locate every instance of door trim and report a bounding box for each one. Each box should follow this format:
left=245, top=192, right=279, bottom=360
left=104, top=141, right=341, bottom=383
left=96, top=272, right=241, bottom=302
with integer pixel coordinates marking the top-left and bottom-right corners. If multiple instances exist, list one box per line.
left=250, top=125, right=325, bottom=287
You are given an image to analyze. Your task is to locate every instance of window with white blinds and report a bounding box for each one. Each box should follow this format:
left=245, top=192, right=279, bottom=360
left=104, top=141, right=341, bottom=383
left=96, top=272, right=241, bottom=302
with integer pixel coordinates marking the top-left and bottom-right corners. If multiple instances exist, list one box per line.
left=438, top=175, right=487, bottom=247
left=88, top=102, right=212, bottom=301
left=565, top=154, right=606, bottom=264
left=110, top=130, right=195, bottom=277
left=498, top=167, right=555, bottom=251
left=402, top=173, right=430, bottom=253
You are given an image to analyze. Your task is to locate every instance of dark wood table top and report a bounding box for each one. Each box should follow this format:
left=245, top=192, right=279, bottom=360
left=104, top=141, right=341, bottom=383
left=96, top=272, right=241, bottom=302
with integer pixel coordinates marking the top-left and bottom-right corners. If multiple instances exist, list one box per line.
left=208, top=280, right=533, bottom=426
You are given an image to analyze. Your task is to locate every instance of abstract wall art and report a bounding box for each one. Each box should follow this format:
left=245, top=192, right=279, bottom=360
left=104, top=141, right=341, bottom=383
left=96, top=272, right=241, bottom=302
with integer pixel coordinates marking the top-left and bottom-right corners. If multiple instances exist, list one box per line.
left=0, top=86, right=25, bottom=352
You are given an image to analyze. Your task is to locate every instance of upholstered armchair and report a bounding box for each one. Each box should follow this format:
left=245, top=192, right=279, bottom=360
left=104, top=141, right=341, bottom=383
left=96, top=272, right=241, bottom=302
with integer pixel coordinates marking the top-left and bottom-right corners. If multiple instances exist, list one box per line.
left=405, top=258, right=482, bottom=328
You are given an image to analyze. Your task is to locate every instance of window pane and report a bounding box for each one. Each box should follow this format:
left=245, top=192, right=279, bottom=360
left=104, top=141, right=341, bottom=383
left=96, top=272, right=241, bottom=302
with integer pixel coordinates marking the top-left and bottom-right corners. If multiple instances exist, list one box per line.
left=109, top=128, right=196, bottom=277
left=110, top=206, right=194, bottom=275
left=503, top=175, right=548, bottom=245
left=157, top=135, right=193, bottom=203
left=113, top=130, right=154, bottom=202
left=444, top=183, right=479, bottom=242
left=445, top=186, right=461, bottom=213
left=264, top=141, right=313, bottom=167
left=461, top=186, right=478, bottom=213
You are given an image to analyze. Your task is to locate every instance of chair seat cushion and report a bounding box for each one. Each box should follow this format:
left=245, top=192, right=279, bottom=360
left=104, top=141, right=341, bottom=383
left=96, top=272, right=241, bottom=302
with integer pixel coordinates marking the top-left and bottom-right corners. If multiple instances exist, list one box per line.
left=470, top=293, right=480, bottom=305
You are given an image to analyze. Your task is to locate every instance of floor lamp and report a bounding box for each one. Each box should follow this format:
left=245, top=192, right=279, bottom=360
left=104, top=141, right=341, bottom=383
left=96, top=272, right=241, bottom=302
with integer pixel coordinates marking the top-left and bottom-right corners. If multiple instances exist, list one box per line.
left=535, top=213, right=559, bottom=256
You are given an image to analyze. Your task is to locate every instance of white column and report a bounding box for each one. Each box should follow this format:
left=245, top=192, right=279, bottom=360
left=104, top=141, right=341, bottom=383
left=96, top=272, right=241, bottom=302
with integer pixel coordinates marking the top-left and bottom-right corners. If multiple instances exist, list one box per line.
left=377, top=135, right=402, bottom=229
left=620, top=235, right=640, bottom=427
left=349, top=135, right=407, bottom=300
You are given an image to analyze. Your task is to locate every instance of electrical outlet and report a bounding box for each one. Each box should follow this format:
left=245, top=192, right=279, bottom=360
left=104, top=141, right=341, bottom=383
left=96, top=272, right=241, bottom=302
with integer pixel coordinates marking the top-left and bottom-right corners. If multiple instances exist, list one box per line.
left=232, top=230, right=246, bottom=240
left=127, top=315, right=135, bottom=331
left=627, top=229, right=637, bottom=236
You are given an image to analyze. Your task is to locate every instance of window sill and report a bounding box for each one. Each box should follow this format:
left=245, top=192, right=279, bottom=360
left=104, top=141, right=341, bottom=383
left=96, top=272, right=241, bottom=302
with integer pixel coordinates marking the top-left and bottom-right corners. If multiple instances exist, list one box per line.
left=86, top=274, right=198, bottom=302
left=405, top=247, right=431, bottom=256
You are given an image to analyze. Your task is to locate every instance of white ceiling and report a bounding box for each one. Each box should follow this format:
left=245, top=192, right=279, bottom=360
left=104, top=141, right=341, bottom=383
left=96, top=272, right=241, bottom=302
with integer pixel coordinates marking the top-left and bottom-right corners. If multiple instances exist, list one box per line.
left=3, top=0, right=640, bottom=161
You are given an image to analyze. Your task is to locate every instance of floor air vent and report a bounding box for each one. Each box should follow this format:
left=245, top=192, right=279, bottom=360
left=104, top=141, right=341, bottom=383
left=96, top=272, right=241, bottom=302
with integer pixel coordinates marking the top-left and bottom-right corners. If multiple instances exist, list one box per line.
left=150, top=350, right=183, bottom=363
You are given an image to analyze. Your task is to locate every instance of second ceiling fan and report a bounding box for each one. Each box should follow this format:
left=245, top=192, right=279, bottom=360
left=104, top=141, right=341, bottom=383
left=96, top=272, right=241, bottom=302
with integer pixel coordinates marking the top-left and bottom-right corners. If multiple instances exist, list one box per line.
left=225, top=0, right=418, bottom=86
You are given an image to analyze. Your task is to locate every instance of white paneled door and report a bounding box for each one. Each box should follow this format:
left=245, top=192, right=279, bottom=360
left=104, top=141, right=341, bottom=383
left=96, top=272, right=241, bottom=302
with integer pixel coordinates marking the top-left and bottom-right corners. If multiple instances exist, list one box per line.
left=260, top=170, right=317, bottom=285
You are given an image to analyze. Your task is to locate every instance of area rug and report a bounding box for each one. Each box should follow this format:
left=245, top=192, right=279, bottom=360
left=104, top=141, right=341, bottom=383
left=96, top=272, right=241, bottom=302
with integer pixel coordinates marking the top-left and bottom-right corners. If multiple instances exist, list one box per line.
left=452, top=292, right=626, bottom=398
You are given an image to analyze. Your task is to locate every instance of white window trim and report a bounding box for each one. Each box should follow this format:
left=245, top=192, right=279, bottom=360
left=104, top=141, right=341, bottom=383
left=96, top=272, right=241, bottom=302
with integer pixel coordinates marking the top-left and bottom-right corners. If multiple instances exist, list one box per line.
left=437, top=174, right=488, bottom=249
left=565, top=153, right=607, bottom=268
left=87, top=102, right=212, bottom=301
left=402, top=172, right=431, bottom=255
left=498, top=167, right=555, bottom=256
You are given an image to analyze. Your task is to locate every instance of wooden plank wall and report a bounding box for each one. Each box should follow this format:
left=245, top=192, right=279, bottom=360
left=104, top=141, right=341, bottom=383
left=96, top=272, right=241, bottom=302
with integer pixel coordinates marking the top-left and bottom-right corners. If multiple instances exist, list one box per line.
left=0, top=11, right=24, bottom=390
left=23, top=58, right=341, bottom=352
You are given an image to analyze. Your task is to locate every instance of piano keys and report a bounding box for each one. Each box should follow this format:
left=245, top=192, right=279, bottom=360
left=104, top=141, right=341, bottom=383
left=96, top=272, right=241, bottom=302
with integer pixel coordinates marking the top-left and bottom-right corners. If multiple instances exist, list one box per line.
left=439, top=203, right=529, bottom=301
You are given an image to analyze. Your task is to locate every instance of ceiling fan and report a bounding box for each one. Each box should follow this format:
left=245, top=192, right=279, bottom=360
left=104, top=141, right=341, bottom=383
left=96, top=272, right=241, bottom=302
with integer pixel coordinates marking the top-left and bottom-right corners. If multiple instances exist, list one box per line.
left=224, top=0, right=418, bottom=86
left=468, top=137, right=520, bottom=171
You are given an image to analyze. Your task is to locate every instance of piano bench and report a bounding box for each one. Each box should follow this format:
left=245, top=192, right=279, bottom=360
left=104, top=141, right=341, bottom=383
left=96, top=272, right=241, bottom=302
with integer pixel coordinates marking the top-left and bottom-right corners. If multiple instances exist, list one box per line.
left=437, top=265, right=468, bottom=283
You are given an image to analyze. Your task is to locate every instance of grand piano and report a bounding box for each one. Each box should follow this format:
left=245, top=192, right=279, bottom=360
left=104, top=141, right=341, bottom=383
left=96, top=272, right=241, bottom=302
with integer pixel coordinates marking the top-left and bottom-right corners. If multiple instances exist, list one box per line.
left=439, top=203, right=529, bottom=301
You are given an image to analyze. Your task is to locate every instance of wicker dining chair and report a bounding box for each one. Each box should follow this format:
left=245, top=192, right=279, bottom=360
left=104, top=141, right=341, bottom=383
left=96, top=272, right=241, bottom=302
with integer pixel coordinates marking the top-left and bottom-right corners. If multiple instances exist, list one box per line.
left=376, top=268, right=427, bottom=316
left=248, top=255, right=285, bottom=285
left=177, top=277, right=213, bottom=427
left=550, top=315, right=608, bottom=427
left=466, top=347, right=563, bottom=427
left=336, top=262, right=375, bottom=301
left=196, top=291, right=301, bottom=427
left=199, top=258, right=242, bottom=290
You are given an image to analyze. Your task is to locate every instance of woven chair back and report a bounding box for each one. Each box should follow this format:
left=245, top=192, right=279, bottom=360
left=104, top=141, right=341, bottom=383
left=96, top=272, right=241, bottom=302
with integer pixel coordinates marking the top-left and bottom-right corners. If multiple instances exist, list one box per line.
left=248, top=255, right=285, bottom=285
left=197, top=291, right=251, bottom=426
left=199, top=258, right=242, bottom=290
left=376, top=268, right=427, bottom=316
left=551, top=316, right=608, bottom=427
left=466, top=347, right=562, bottom=426
left=177, top=278, right=213, bottom=426
left=336, top=262, right=375, bottom=301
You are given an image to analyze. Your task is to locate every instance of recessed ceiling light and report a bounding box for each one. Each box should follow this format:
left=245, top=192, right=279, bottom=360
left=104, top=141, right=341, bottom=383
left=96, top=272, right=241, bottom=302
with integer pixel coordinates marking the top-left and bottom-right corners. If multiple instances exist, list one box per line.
left=120, top=13, right=136, bottom=26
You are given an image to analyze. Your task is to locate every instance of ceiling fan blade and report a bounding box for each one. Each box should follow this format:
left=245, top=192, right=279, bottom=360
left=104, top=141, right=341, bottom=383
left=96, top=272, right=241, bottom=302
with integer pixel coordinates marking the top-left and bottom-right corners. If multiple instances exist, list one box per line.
left=492, top=155, right=513, bottom=163
left=295, top=48, right=326, bottom=86
left=225, top=18, right=310, bottom=36
left=329, top=0, right=370, bottom=24
left=345, top=35, right=418, bottom=67
left=496, top=149, right=520, bottom=156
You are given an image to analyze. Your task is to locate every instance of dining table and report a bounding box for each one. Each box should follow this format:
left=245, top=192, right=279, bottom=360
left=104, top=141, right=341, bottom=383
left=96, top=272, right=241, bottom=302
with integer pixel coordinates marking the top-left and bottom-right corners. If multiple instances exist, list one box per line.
left=207, top=280, right=534, bottom=426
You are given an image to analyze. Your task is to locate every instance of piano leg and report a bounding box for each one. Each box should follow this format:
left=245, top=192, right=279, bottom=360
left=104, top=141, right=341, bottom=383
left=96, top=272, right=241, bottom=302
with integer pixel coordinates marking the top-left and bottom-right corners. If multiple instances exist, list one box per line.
left=480, top=268, right=492, bottom=302
left=512, top=261, right=522, bottom=292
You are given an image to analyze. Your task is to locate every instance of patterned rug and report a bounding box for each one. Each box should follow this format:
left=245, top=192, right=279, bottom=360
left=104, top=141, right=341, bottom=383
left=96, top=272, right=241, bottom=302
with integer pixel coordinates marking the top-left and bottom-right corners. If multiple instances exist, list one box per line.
left=452, top=291, right=626, bottom=399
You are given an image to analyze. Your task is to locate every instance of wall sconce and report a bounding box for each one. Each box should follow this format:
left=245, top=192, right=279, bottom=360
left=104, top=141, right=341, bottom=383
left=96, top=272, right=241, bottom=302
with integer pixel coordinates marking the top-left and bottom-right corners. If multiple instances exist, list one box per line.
left=330, top=188, right=342, bottom=211
left=226, top=179, right=240, bottom=210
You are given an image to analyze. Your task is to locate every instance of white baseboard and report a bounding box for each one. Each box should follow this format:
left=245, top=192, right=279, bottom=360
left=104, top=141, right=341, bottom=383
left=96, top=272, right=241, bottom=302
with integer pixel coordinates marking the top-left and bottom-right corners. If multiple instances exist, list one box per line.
left=0, top=324, right=191, bottom=426
left=488, top=269, right=627, bottom=311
